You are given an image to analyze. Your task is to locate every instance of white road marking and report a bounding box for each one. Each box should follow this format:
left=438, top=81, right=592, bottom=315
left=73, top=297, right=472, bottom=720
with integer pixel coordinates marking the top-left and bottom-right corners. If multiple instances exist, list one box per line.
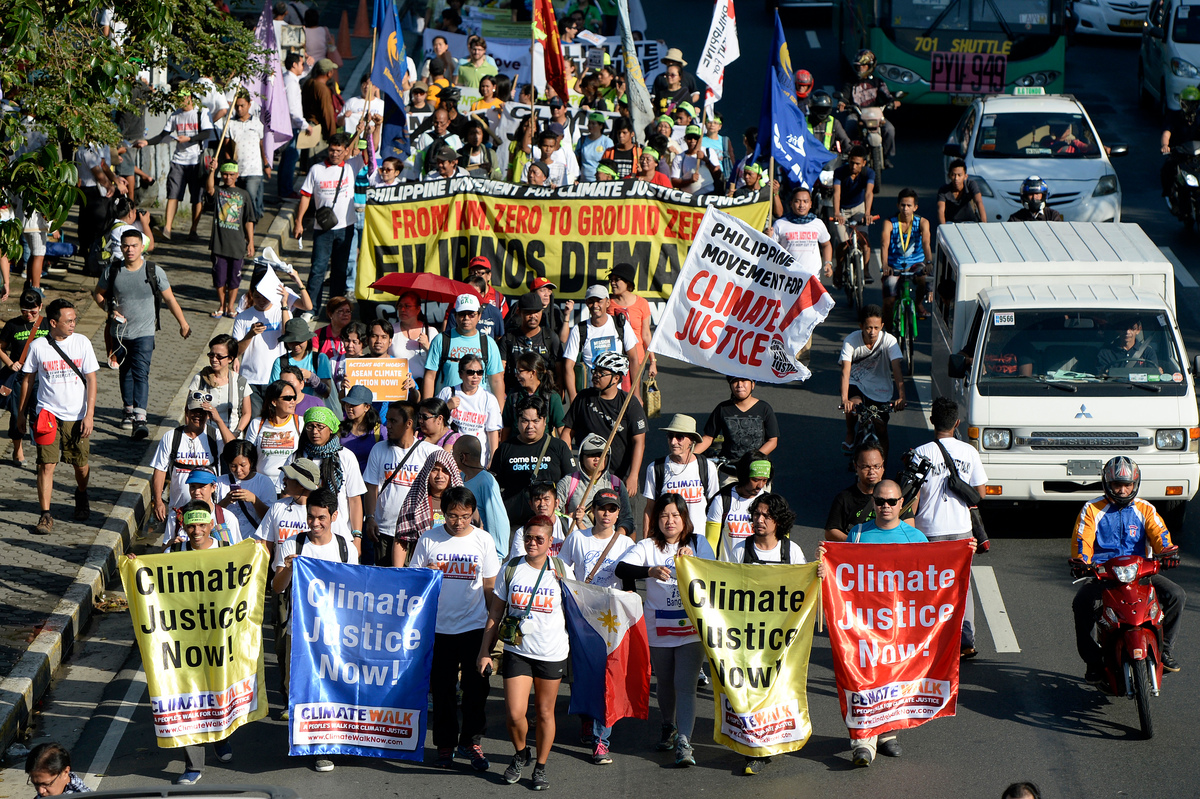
left=806, top=30, right=820, bottom=49
left=972, top=565, right=1021, bottom=653
left=1161, top=245, right=1199, bottom=288
left=911, top=374, right=935, bottom=430
left=83, top=669, right=147, bottom=789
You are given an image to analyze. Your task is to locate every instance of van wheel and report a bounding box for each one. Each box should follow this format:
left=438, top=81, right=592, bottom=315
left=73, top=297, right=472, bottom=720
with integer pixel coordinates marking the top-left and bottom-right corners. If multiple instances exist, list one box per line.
left=1155, top=500, right=1186, bottom=535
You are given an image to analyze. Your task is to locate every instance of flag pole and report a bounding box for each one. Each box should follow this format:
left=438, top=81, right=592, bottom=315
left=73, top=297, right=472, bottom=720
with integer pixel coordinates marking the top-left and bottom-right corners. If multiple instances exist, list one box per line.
left=768, top=155, right=776, bottom=228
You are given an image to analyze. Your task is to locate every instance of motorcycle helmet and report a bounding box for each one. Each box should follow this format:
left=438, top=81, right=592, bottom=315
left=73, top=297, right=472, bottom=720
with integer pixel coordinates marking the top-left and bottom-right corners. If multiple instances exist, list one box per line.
left=854, top=49, right=876, bottom=75
left=1020, top=175, right=1049, bottom=214
left=794, top=69, right=814, bottom=99
left=809, top=91, right=834, bottom=122
left=593, top=351, right=630, bottom=377
left=1181, top=85, right=1200, bottom=121
left=1102, top=456, right=1141, bottom=508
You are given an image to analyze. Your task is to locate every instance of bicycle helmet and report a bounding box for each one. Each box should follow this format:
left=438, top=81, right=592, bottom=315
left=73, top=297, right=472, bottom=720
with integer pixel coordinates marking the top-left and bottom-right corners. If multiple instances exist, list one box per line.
left=794, top=69, right=814, bottom=98
left=854, top=49, right=876, bottom=74
left=1102, top=456, right=1141, bottom=508
left=1020, top=175, right=1049, bottom=214
left=809, top=91, right=834, bottom=121
left=593, top=351, right=629, bottom=376
left=1181, top=85, right=1200, bottom=121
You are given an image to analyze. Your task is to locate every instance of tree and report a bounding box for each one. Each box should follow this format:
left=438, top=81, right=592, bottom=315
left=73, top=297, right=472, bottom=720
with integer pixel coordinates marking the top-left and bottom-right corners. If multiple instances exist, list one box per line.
left=0, top=0, right=268, bottom=258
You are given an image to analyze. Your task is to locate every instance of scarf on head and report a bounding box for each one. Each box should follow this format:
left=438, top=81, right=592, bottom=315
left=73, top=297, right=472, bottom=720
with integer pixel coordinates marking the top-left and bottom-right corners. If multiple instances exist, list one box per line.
left=395, top=448, right=464, bottom=543
left=299, top=436, right=345, bottom=492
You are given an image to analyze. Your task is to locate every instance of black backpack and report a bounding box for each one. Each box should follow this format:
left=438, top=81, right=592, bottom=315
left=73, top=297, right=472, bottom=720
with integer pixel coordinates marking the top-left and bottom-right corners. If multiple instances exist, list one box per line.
left=436, top=330, right=491, bottom=382
left=165, top=426, right=220, bottom=486
left=104, top=257, right=163, bottom=331
left=652, top=455, right=716, bottom=506
left=295, top=531, right=350, bottom=562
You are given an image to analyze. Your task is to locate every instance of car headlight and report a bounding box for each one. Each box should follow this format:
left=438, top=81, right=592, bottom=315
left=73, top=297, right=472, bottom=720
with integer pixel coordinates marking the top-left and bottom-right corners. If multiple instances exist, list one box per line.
left=1015, top=71, right=1060, bottom=87
left=1093, top=174, right=1119, bottom=197
left=1172, top=58, right=1200, bottom=78
left=1156, top=428, right=1186, bottom=450
left=876, top=63, right=920, bottom=84
left=982, top=428, right=1011, bottom=449
left=973, top=177, right=995, bottom=198
left=1112, top=563, right=1139, bottom=584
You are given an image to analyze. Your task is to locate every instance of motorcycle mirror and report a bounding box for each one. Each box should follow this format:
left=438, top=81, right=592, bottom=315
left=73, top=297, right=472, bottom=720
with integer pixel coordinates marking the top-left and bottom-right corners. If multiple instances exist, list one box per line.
left=948, top=353, right=968, bottom=379
left=1107, top=143, right=1130, bottom=157
left=943, top=142, right=963, bottom=158
left=894, top=90, right=908, bottom=99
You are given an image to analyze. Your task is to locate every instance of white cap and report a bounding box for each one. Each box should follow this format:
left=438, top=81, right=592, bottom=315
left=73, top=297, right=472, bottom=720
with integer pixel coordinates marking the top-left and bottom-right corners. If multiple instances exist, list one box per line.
left=454, top=293, right=482, bottom=313
left=584, top=284, right=610, bottom=301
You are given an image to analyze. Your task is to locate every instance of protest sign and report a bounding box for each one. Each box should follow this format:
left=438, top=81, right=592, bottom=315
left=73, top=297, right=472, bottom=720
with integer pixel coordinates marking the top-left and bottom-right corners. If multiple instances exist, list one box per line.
left=288, top=559, right=441, bottom=759
left=358, top=179, right=769, bottom=302
left=343, top=358, right=411, bottom=401
left=821, top=541, right=973, bottom=739
left=120, top=541, right=269, bottom=747
left=649, top=206, right=833, bottom=383
left=676, top=557, right=820, bottom=756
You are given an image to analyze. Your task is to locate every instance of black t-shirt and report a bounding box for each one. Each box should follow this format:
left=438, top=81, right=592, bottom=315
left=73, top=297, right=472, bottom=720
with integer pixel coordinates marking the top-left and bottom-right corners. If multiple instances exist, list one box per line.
left=0, top=317, right=49, bottom=381
left=211, top=185, right=258, bottom=259
left=1007, top=207, right=1064, bottom=222
left=491, top=434, right=578, bottom=525
left=937, top=180, right=982, bottom=223
left=562, top=388, right=648, bottom=479
left=701, top=398, right=779, bottom=465
left=824, top=484, right=874, bottom=535
left=499, top=327, right=562, bottom=392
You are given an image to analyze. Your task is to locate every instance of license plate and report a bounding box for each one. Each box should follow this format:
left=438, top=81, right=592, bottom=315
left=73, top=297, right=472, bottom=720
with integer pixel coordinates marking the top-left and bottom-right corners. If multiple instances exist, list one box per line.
left=931, top=51, right=1007, bottom=94
left=1066, top=459, right=1103, bottom=477
left=1119, top=17, right=1143, bottom=29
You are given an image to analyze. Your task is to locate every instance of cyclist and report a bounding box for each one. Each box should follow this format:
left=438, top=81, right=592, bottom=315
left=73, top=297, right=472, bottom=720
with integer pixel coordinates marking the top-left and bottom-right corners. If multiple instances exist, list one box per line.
left=1007, top=176, right=1063, bottom=222
left=832, top=146, right=876, bottom=283
left=1069, top=456, right=1184, bottom=683
left=839, top=304, right=905, bottom=459
left=807, top=91, right=851, bottom=157
left=838, top=49, right=898, bottom=168
left=880, top=188, right=932, bottom=329
left=1160, top=85, right=1200, bottom=201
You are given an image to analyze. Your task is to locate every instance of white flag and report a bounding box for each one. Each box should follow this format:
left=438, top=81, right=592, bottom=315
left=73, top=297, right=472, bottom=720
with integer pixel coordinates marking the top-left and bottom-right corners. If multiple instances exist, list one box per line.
left=695, top=0, right=739, bottom=115
left=616, top=0, right=654, bottom=144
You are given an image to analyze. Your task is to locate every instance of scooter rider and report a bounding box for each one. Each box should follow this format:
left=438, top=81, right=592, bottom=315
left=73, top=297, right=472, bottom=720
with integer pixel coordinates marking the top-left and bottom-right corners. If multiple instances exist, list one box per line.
left=1160, top=85, right=1200, bottom=202
left=795, top=69, right=814, bottom=113
left=838, top=50, right=898, bottom=168
left=807, top=92, right=852, bottom=156
left=1007, top=176, right=1064, bottom=222
left=1069, top=456, right=1184, bottom=684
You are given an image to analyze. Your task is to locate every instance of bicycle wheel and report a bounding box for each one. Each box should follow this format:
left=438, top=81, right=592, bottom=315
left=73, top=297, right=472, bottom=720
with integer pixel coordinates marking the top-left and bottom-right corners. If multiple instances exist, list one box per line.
left=852, top=251, right=865, bottom=312
left=842, top=256, right=856, bottom=308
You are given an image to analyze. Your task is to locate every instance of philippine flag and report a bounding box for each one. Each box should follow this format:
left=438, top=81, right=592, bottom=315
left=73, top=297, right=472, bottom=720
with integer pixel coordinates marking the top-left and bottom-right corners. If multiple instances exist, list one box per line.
left=562, top=578, right=651, bottom=729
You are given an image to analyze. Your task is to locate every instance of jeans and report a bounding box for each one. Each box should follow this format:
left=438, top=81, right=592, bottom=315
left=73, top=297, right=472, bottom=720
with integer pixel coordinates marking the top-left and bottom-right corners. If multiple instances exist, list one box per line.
left=649, top=642, right=704, bottom=738
left=343, top=209, right=364, bottom=296
left=240, top=175, right=265, bottom=219
left=116, top=334, right=155, bottom=414
left=589, top=716, right=612, bottom=746
left=430, top=628, right=490, bottom=749
left=278, top=128, right=301, bottom=197
left=1073, top=573, right=1186, bottom=666
left=309, top=225, right=353, bottom=312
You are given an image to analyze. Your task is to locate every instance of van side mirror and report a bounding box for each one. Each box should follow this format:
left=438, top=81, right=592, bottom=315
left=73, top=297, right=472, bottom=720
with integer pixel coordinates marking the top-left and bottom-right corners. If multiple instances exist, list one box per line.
left=1193, top=354, right=1200, bottom=381
left=943, top=142, right=963, bottom=158
left=1107, top=143, right=1129, bottom=157
left=948, top=353, right=968, bottom=379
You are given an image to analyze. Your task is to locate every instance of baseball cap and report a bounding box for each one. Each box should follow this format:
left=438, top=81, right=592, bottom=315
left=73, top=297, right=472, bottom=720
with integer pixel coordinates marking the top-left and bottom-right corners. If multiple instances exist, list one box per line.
left=584, top=284, right=609, bottom=301
left=548, top=97, right=564, bottom=109
left=455, top=293, right=481, bottom=313
left=676, top=101, right=697, bottom=118
left=531, top=276, right=557, bottom=291
left=579, top=432, right=607, bottom=456
left=685, top=124, right=702, bottom=138
left=412, top=80, right=428, bottom=92
left=316, top=58, right=338, bottom=74
left=282, top=458, right=321, bottom=491
left=435, top=144, right=459, bottom=162
left=517, top=292, right=545, bottom=312
left=588, top=111, right=606, bottom=124
left=546, top=121, right=565, bottom=138
left=185, top=393, right=210, bottom=411
left=591, top=488, right=621, bottom=509
left=219, top=161, right=239, bottom=173
left=468, top=255, right=491, bottom=272
left=343, top=384, right=374, bottom=406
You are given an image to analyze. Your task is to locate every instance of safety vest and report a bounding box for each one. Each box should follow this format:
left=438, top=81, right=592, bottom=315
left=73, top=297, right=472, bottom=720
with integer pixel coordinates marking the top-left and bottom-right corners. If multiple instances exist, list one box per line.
left=808, top=118, right=834, bottom=150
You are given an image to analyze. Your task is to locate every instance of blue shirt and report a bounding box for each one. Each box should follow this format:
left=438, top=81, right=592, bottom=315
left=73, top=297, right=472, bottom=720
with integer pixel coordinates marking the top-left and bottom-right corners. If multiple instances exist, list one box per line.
left=270, top=351, right=333, bottom=397
left=834, top=164, right=876, bottom=208
left=577, top=134, right=614, bottom=182
left=848, top=520, right=928, bottom=544
left=424, top=328, right=504, bottom=390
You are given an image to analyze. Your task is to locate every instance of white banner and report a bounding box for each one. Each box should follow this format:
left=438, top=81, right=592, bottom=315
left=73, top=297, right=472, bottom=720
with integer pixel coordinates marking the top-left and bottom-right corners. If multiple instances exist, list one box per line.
left=695, top=0, right=739, bottom=113
left=649, top=207, right=834, bottom=383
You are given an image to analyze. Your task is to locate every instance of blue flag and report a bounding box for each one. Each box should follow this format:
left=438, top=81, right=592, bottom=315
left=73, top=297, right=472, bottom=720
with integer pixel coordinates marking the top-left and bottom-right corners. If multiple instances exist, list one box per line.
left=371, top=0, right=410, bottom=159
left=752, top=11, right=833, bottom=190
left=288, top=558, right=441, bottom=760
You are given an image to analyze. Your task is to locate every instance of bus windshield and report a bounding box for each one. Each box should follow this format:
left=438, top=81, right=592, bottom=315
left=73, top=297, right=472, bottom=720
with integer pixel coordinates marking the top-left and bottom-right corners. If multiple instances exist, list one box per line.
left=890, top=0, right=970, bottom=30
left=888, top=0, right=1051, bottom=32
left=972, top=0, right=1052, bottom=31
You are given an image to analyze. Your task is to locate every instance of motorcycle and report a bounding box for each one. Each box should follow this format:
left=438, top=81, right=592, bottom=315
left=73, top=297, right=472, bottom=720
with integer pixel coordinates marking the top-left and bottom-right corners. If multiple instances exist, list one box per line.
left=1074, top=554, right=1171, bottom=739
left=1167, top=141, right=1200, bottom=230
left=836, top=90, right=905, bottom=188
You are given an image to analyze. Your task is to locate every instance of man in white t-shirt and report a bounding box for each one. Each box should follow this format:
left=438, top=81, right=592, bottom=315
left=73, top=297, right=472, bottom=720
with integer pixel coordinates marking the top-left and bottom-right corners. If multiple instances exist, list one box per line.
left=296, top=132, right=364, bottom=312
left=231, top=265, right=313, bottom=414
left=363, top=404, right=439, bottom=566
left=772, top=187, right=833, bottom=281
left=563, top=284, right=640, bottom=402
left=705, top=457, right=770, bottom=562
left=18, top=299, right=99, bottom=534
left=137, top=89, right=215, bottom=240
left=408, top=486, right=500, bottom=770
left=911, top=397, right=987, bottom=656
left=149, top=395, right=221, bottom=525
left=839, top=304, right=905, bottom=459
left=642, top=414, right=721, bottom=539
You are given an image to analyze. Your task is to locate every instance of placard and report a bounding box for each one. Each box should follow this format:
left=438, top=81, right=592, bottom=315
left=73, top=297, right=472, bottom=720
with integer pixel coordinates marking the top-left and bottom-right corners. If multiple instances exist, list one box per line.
left=343, top=358, right=411, bottom=401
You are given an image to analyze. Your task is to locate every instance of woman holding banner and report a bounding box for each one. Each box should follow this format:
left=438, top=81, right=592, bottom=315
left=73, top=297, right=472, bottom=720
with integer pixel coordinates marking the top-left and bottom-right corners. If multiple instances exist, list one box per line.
left=615, top=493, right=715, bottom=768
left=478, top=514, right=570, bottom=792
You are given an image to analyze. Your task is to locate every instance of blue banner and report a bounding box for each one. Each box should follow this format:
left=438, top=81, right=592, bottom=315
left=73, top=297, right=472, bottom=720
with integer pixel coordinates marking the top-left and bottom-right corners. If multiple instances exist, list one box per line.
left=288, top=559, right=441, bottom=759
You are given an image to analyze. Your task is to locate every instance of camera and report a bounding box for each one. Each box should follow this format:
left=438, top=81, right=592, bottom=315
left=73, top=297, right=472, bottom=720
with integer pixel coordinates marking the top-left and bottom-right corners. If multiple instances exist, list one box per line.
left=896, top=448, right=932, bottom=507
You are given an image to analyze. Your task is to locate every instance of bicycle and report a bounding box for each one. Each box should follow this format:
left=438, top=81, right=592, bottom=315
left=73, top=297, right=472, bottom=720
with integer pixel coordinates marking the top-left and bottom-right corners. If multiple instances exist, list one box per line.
left=890, top=263, right=928, bottom=376
left=840, top=399, right=894, bottom=468
left=837, top=213, right=876, bottom=315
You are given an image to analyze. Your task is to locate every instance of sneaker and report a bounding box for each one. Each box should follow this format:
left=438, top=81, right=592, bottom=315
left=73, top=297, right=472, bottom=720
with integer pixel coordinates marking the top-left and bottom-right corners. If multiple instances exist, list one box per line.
left=73, top=489, right=90, bottom=521
left=175, top=772, right=202, bottom=785
left=531, top=763, right=549, bottom=791
left=655, top=723, right=677, bottom=751
left=455, top=744, right=489, bottom=771
left=674, top=734, right=695, bottom=767
left=878, top=738, right=902, bottom=758
left=852, top=746, right=874, bottom=767
left=215, top=741, right=233, bottom=763
left=1162, top=651, right=1181, bottom=673
left=592, top=742, right=612, bottom=765
left=503, top=747, right=531, bottom=784
left=697, top=668, right=710, bottom=688
left=314, top=758, right=334, bottom=773
left=131, top=419, right=149, bottom=440
left=434, top=747, right=454, bottom=768
left=743, top=756, right=770, bottom=775
left=33, top=512, right=53, bottom=536
left=580, top=718, right=595, bottom=745
left=121, top=411, right=135, bottom=430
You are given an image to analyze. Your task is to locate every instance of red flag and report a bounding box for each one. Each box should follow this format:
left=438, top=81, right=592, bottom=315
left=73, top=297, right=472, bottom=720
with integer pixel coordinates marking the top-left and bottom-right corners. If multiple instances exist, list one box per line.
left=821, top=541, right=973, bottom=739
left=533, top=0, right=570, bottom=103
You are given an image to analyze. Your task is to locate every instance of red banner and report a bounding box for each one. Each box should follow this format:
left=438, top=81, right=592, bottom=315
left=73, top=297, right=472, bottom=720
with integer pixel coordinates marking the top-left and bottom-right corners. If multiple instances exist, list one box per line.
left=821, top=541, right=972, bottom=739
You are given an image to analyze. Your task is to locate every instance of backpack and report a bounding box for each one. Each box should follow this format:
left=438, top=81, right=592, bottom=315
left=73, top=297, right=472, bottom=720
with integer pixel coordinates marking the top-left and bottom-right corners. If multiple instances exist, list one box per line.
left=436, top=330, right=491, bottom=383
left=165, top=426, right=221, bottom=486
left=104, top=258, right=163, bottom=331
left=652, top=455, right=716, bottom=506
left=566, top=470, right=622, bottom=513
left=574, top=313, right=627, bottom=388
left=169, top=532, right=227, bottom=553
left=170, top=504, right=228, bottom=548
left=295, top=530, right=350, bottom=562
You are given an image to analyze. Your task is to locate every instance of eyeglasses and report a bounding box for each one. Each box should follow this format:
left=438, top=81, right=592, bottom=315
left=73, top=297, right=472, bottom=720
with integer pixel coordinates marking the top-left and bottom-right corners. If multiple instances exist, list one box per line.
left=280, top=394, right=299, bottom=402
left=462, top=368, right=484, bottom=376
left=27, top=772, right=66, bottom=790
left=666, top=432, right=692, bottom=441
left=873, top=496, right=902, bottom=507
left=190, top=391, right=214, bottom=403
left=417, top=413, right=438, bottom=422
left=207, top=351, right=230, bottom=361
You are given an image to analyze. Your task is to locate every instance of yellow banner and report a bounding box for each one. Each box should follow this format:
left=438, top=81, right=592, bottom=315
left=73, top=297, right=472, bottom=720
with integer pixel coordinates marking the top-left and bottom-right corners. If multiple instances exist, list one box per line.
left=676, top=556, right=820, bottom=756
left=120, top=541, right=269, bottom=747
left=357, top=179, right=771, bottom=303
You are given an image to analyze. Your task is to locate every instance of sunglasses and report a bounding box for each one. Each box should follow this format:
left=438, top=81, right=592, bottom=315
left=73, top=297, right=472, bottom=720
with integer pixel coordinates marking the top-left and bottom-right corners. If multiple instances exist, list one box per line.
left=280, top=394, right=299, bottom=402
left=207, top=351, right=230, bottom=360
left=873, top=496, right=902, bottom=507
left=190, top=391, right=214, bottom=403
left=417, top=413, right=438, bottom=422
left=462, top=368, right=484, bottom=376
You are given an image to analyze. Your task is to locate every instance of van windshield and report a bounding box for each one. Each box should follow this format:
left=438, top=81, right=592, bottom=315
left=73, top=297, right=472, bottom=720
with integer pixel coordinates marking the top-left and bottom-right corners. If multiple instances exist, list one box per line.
left=975, top=309, right=1187, bottom=396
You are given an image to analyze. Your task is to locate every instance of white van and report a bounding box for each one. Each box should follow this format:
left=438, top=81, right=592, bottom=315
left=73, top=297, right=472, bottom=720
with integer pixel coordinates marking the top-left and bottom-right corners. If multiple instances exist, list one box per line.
left=931, top=222, right=1199, bottom=525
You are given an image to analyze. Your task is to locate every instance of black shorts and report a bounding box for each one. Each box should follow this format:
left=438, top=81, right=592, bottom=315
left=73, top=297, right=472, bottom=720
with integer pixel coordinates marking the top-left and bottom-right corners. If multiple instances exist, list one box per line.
left=166, top=162, right=203, bottom=203
left=502, top=651, right=568, bottom=681
left=848, top=384, right=892, bottom=411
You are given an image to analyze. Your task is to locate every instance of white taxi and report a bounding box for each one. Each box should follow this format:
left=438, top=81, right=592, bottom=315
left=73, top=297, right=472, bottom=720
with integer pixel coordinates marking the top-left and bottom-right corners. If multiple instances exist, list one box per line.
left=942, top=91, right=1129, bottom=222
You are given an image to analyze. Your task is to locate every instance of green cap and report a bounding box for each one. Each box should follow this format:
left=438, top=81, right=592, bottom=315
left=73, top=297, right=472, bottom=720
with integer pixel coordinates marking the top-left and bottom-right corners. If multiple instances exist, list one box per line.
left=304, top=405, right=341, bottom=434
left=748, top=460, right=772, bottom=479
left=642, top=146, right=660, bottom=161
left=219, top=161, right=239, bottom=174
left=676, top=101, right=697, bottom=118
left=182, top=508, right=214, bottom=525
left=1183, top=86, right=1200, bottom=102
left=588, top=111, right=607, bottom=124
left=656, top=114, right=673, bottom=127
left=597, top=164, right=619, bottom=179
left=685, top=124, right=702, bottom=137
left=744, top=162, right=765, bottom=176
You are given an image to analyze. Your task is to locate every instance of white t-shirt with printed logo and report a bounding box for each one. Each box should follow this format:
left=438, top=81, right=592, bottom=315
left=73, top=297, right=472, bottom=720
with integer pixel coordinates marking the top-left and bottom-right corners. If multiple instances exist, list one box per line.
left=272, top=531, right=359, bottom=570
left=163, top=108, right=215, bottom=166
left=559, top=529, right=635, bottom=589
left=255, top=497, right=310, bottom=544
left=245, top=416, right=304, bottom=486
left=437, top=386, right=502, bottom=463
left=913, top=437, right=989, bottom=538
left=408, top=525, right=501, bottom=634
left=564, top=315, right=640, bottom=373
left=230, top=289, right=300, bottom=385
left=150, top=430, right=220, bottom=511
left=706, top=487, right=764, bottom=562
left=493, top=558, right=570, bottom=661
left=619, top=538, right=700, bottom=647
left=300, top=156, right=364, bottom=230
left=642, top=457, right=721, bottom=538
left=23, top=334, right=100, bottom=422
left=839, top=329, right=903, bottom=403
left=772, top=217, right=830, bottom=274
left=730, top=538, right=807, bottom=564
left=363, top=439, right=440, bottom=536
